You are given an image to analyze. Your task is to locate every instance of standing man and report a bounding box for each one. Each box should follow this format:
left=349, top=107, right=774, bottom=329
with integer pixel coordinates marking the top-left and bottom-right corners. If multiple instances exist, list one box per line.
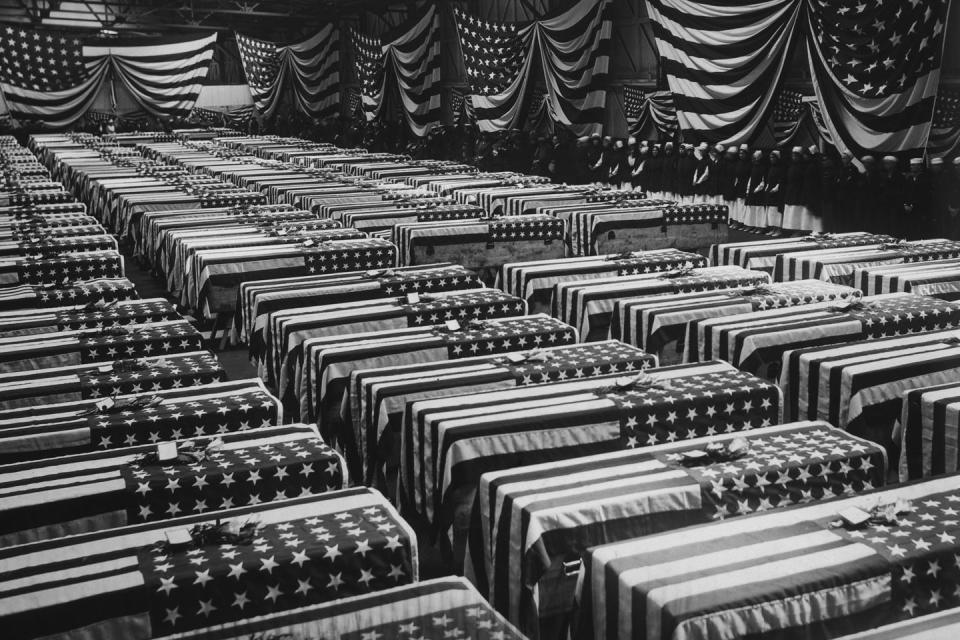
left=660, top=142, right=677, bottom=201
left=902, top=158, right=932, bottom=239
left=880, top=155, right=907, bottom=237
left=802, top=145, right=823, bottom=232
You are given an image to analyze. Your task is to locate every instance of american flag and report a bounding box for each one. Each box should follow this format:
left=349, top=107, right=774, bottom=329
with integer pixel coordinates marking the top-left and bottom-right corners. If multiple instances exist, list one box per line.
left=772, top=87, right=806, bottom=144
left=811, top=1, right=945, bottom=99
left=235, top=27, right=339, bottom=120
left=168, top=577, right=525, bottom=640
left=454, top=0, right=611, bottom=135
left=478, top=421, right=886, bottom=629
left=623, top=85, right=646, bottom=123
left=351, top=340, right=654, bottom=483
left=0, top=488, right=416, bottom=638
left=0, top=425, right=343, bottom=544
left=902, top=380, right=960, bottom=481
left=0, top=27, right=215, bottom=128
left=351, top=28, right=385, bottom=121
left=584, top=473, right=960, bottom=640
left=808, top=0, right=949, bottom=154
left=645, top=0, right=800, bottom=144
left=928, top=87, right=960, bottom=158
left=456, top=10, right=528, bottom=97
left=0, top=27, right=86, bottom=92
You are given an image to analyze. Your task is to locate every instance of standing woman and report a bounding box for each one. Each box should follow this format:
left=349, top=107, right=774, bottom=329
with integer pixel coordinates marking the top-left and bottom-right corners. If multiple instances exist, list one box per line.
left=744, top=150, right=767, bottom=230
left=764, top=150, right=786, bottom=236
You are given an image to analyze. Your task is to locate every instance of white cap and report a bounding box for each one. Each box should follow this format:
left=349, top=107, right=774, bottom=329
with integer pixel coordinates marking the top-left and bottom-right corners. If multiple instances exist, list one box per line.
left=727, top=146, right=738, bottom=154
left=930, top=157, right=943, bottom=165
left=909, top=158, right=923, bottom=166
left=954, top=157, right=960, bottom=165
left=791, top=146, right=803, bottom=153
left=739, top=143, right=749, bottom=151
left=808, top=145, right=819, bottom=155
left=882, top=155, right=898, bottom=163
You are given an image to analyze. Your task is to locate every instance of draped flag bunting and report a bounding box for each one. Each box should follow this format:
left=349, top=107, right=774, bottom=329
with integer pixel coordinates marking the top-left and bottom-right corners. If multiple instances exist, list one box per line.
left=644, top=0, right=803, bottom=145
left=223, top=104, right=254, bottom=127
left=927, top=87, right=960, bottom=159
left=352, top=29, right=385, bottom=121
left=625, top=85, right=678, bottom=138
left=235, top=26, right=339, bottom=120
left=0, top=27, right=215, bottom=128
left=351, top=3, right=442, bottom=136
left=772, top=87, right=807, bottom=146
left=455, top=0, right=611, bottom=136
left=805, top=0, right=950, bottom=156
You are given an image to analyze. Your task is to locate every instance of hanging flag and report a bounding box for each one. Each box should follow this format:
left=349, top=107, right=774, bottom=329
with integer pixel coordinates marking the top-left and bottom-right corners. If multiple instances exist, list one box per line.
left=0, top=27, right=215, bottom=128
left=624, top=85, right=646, bottom=130
left=352, top=28, right=384, bottom=122
left=805, top=0, right=950, bottom=155
left=625, top=86, right=677, bottom=138
left=352, top=4, right=442, bottom=136
left=772, top=87, right=807, bottom=146
left=450, top=87, right=473, bottom=124
left=235, top=26, right=339, bottom=120
left=927, top=87, right=960, bottom=159
left=644, top=0, right=802, bottom=145
left=455, top=0, right=611, bottom=136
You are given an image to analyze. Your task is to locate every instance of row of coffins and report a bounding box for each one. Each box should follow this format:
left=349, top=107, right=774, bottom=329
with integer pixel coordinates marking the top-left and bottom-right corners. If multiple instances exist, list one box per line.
left=209, top=137, right=960, bottom=639
left=18, top=132, right=960, bottom=640
left=3, top=133, right=528, bottom=639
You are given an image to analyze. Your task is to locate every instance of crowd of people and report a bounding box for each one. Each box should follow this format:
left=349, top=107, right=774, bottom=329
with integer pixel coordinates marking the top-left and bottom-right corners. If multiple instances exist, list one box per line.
left=321, top=118, right=960, bottom=240
left=8, top=106, right=956, bottom=240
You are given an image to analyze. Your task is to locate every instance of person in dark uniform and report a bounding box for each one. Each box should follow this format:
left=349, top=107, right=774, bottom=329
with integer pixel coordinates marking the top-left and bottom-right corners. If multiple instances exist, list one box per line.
left=902, top=158, right=933, bottom=239
left=819, top=149, right=840, bottom=232
left=660, top=142, right=677, bottom=201
left=586, top=134, right=604, bottom=183
left=719, top=146, right=739, bottom=216
left=646, top=144, right=663, bottom=198
left=945, top=158, right=960, bottom=239
left=802, top=145, right=823, bottom=232
left=928, top=157, right=950, bottom=236
left=879, top=155, right=906, bottom=237
left=676, top=144, right=696, bottom=204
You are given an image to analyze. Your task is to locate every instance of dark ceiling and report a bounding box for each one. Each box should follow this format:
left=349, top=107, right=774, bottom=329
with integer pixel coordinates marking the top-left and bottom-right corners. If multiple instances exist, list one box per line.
left=0, top=0, right=412, bottom=38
